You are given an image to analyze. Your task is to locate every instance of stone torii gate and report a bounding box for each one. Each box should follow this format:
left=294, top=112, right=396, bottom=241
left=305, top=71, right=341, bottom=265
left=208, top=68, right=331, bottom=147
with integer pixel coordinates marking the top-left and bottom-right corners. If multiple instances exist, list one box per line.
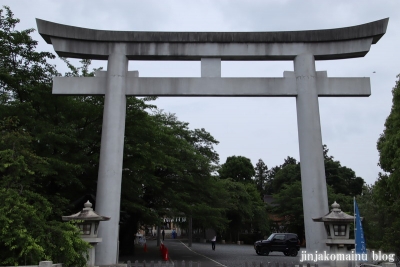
left=36, top=18, right=387, bottom=265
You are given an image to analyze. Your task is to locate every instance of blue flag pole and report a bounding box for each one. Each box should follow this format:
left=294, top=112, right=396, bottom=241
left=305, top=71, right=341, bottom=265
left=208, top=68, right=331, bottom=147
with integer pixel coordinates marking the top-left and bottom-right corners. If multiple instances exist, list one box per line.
left=354, top=197, right=356, bottom=254
left=354, top=198, right=367, bottom=260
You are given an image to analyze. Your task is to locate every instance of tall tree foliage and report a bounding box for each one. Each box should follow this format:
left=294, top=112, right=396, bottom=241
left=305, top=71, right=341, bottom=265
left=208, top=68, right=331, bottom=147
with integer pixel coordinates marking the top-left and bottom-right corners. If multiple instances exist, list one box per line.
left=266, top=148, right=364, bottom=196
left=219, top=155, right=255, bottom=182
left=271, top=157, right=301, bottom=193
left=375, top=74, right=400, bottom=255
left=119, top=109, right=228, bottom=254
left=323, top=145, right=364, bottom=196
left=254, top=159, right=269, bottom=197
left=218, top=156, right=269, bottom=241
left=0, top=6, right=90, bottom=265
left=377, top=74, right=400, bottom=191
left=1, top=5, right=231, bottom=259
left=0, top=188, right=90, bottom=266
left=356, top=183, right=386, bottom=251
left=219, top=178, right=268, bottom=242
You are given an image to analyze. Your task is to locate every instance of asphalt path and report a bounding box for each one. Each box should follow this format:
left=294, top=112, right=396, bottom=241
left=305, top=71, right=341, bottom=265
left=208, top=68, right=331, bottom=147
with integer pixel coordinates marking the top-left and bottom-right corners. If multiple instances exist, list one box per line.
left=122, top=239, right=304, bottom=267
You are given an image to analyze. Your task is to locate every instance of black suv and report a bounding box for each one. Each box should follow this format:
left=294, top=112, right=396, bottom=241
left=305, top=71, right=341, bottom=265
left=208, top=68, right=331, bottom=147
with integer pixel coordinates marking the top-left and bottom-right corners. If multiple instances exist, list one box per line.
left=254, top=233, right=300, bottom=256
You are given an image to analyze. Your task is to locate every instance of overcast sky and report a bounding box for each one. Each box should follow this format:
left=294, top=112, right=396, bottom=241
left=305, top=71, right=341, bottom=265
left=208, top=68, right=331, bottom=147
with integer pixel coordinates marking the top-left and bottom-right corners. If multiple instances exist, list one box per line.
left=2, top=0, right=400, bottom=185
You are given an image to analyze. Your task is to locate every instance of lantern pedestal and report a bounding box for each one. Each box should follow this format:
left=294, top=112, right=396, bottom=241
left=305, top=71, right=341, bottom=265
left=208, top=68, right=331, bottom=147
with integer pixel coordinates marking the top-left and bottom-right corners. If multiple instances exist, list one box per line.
left=82, top=237, right=103, bottom=267
left=326, top=240, right=355, bottom=267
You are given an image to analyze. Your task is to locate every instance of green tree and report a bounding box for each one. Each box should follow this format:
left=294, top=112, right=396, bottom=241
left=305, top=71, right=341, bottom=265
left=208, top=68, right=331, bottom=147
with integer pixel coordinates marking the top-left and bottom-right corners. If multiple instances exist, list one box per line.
left=272, top=157, right=301, bottom=193
left=220, top=179, right=268, bottom=242
left=0, top=6, right=104, bottom=218
left=324, top=146, right=364, bottom=196
left=271, top=181, right=304, bottom=239
left=0, top=116, right=91, bottom=266
left=327, top=187, right=353, bottom=215
left=271, top=180, right=353, bottom=244
left=377, top=74, right=400, bottom=191
left=0, top=5, right=230, bottom=261
left=267, top=148, right=362, bottom=245
left=219, top=157, right=270, bottom=241
left=375, top=74, right=400, bottom=255
left=254, top=159, right=268, bottom=197
left=268, top=149, right=364, bottom=197
left=265, top=165, right=280, bottom=194
left=118, top=109, right=229, bottom=253
left=356, top=183, right=386, bottom=250
left=371, top=175, right=400, bottom=255
left=219, top=155, right=255, bottom=182
left=0, top=7, right=93, bottom=265
left=0, top=188, right=90, bottom=266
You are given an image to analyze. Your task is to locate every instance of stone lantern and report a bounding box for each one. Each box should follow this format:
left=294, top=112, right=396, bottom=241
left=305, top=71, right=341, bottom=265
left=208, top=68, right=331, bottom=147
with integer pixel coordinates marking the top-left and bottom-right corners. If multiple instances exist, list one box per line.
left=62, top=201, right=110, bottom=267
left=313, top=201, right=355, bottom=267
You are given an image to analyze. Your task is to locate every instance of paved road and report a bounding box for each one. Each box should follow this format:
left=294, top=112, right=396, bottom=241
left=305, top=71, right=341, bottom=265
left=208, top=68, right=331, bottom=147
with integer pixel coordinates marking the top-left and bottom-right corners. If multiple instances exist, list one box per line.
left=121, top=239, right=304, bottom=267
left=170, top=240, right=302, bottom=267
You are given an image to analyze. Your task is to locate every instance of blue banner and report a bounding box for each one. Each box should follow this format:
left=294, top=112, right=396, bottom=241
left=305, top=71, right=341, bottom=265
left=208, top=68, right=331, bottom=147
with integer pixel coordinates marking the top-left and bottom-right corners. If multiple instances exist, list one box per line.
left=354, top=199, right=367, bottom=256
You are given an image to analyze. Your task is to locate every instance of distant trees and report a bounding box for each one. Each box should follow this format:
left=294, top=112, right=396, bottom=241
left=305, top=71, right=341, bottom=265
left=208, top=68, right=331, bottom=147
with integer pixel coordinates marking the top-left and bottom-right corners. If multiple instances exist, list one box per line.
left=215, top=143, right=367, bottom=243
left=218, top=178, right=268, bottom=241
left=270, top=180, right=304, bottom=235
left=217, top=156, right=269, bottom=242
left=254, top=159, right=268, bottom=196
left=271, top=157, right=301, bottom=193
left=324, top=145, right=364, bottom=196
left=217, top=141, right=367, bottom=243
left=219, top=155, right=255, bottom=182
left=249, top=147, right=364, bottom=241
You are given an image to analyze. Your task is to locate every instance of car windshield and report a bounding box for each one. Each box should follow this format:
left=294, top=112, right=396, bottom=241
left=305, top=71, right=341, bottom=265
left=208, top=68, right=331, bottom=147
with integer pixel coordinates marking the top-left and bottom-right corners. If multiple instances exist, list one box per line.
left=266, top=234, right=275, bottom=241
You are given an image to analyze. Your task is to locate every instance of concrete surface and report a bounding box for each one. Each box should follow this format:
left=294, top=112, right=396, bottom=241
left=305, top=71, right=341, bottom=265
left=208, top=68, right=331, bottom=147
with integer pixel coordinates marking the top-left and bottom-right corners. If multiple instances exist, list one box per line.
left=95, top=45, right=129, bottom=265
left=36, top=18, right=388, bottom=60
left=294, top=53, right=329, bottom=254
left=37, top=18, right=387, bottom=44
left=53, top=74, right=370, bottom=97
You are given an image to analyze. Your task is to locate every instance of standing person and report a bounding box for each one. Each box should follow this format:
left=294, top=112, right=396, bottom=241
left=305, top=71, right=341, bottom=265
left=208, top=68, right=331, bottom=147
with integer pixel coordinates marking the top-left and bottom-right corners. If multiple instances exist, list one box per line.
left=211, top=236, right=216, bottom=250
left=172, top=229, right=176, bottom=239
left=162, top=229, right=165, bottom=241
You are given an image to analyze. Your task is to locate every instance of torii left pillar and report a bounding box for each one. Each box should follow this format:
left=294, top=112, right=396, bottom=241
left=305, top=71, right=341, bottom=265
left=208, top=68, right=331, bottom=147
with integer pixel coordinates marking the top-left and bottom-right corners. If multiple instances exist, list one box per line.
left=95, top=44, right=128, bottom=264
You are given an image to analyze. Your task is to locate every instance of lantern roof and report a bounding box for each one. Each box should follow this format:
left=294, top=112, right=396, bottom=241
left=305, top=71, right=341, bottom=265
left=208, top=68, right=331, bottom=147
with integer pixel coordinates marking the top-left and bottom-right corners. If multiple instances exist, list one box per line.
left=313, top=201, right=355, bottom=222
left=62, top=201, right=110, bottom=221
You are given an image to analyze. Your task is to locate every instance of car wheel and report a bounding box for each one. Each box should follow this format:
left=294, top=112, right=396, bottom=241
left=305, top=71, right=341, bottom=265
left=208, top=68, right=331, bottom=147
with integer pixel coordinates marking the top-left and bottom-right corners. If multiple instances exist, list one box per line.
left=284, top=252, right=290, bottom=256
left=289, top=248, right=298, bottom=257
left=261, top=248, right=270, bottom=256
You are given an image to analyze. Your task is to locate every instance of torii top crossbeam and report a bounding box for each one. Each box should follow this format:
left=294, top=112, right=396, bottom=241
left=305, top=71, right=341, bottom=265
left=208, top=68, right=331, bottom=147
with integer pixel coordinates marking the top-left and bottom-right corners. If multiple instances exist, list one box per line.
left=36, top=18, right=388, bottom=60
